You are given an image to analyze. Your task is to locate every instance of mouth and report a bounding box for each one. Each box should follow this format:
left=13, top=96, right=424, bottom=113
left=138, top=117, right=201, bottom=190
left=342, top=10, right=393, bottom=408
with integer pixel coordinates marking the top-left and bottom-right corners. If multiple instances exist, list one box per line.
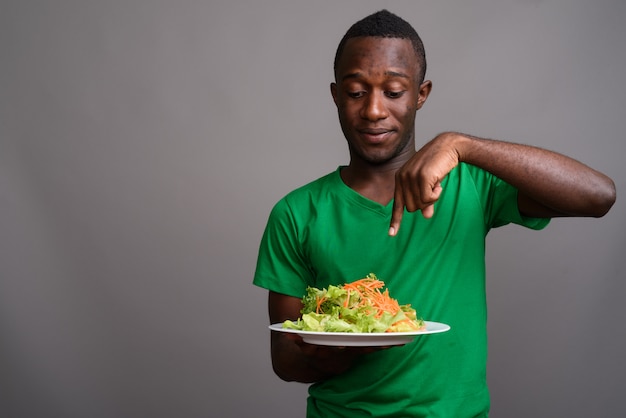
left=357, top=128, right=394, bottom=144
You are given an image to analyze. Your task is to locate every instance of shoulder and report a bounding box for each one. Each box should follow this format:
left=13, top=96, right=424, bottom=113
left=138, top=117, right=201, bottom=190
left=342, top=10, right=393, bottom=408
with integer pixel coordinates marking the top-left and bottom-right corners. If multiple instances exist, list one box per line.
left=277, top=169, right=339, bottom=205
left=446, top=162, right=504, bottom=190
left=453, top=162, right=492, bottom=180
left=268, top=169, right=340, bottom=218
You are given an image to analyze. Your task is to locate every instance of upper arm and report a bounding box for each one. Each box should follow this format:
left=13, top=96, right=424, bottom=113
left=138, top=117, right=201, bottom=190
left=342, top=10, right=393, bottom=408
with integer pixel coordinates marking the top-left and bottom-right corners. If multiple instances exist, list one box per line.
left=268, top=291, right=303, bottom=324
left=517, top=191, right=564, bottom=218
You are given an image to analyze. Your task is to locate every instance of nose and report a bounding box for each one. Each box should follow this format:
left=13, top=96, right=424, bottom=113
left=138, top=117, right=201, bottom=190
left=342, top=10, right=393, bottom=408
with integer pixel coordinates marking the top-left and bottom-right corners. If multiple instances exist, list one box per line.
left=361, top=90, right=389, bottom=121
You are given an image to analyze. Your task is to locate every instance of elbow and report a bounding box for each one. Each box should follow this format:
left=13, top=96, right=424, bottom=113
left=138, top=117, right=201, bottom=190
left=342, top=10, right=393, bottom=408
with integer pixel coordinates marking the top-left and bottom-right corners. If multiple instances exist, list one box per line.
left=589, top=177, right=616, bottom=218
left=272, top=360, right=318, bottom=384
left=270, top=344, right=298, bottom=382
left=272, top=363, right=296, bottom=382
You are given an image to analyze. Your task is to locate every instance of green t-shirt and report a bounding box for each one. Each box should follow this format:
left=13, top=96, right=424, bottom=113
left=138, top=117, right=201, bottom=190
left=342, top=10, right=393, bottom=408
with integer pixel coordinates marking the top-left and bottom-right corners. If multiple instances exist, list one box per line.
left=254, top=164, right=549, bottom=417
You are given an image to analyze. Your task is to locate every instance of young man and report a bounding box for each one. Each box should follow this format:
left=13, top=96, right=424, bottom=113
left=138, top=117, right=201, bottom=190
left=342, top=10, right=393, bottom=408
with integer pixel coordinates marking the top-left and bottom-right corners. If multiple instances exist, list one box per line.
left=253, top=10, right=615, bottom=417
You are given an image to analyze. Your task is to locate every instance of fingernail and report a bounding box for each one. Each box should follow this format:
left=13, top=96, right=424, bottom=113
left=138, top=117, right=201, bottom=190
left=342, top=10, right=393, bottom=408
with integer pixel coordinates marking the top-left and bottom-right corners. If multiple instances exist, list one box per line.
left=388, top=226, right=396, bottom=236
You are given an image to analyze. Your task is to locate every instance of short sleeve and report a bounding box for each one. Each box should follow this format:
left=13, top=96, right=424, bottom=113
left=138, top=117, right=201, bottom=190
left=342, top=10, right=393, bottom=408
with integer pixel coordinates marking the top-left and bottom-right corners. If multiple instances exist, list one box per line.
left=253, top=198, right=311, bottom=297
left=466, top=163, right=551, bottom=230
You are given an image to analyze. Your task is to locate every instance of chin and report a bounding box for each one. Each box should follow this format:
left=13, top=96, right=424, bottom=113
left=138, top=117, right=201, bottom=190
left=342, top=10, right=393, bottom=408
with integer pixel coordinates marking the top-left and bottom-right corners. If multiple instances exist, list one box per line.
left=349, top=141, right=403, bottom=165
left=361, top=152, right=397, bottom=166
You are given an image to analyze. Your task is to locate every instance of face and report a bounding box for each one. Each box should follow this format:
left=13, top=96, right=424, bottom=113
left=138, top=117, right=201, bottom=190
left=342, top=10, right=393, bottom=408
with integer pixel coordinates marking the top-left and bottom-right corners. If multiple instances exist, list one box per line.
left=331, top=37, right=431, bottom=166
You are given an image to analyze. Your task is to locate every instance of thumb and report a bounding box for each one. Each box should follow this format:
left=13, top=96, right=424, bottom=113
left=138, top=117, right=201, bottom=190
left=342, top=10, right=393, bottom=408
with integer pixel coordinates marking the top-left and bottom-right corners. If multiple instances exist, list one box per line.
left=420, top=182, right=443, bottom=219
left=421, top=204, right=435, bottom=219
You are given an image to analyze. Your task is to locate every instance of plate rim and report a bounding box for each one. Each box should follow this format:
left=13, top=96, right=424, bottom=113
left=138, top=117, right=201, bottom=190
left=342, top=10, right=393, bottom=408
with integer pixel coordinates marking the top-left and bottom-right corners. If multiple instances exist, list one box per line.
left=268, top=320, right=451, bottom=337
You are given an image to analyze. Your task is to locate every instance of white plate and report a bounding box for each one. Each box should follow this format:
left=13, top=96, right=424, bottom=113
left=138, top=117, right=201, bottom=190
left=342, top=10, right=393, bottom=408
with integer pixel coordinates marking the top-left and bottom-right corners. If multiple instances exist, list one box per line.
left=268, top=321, right=450, bottom=346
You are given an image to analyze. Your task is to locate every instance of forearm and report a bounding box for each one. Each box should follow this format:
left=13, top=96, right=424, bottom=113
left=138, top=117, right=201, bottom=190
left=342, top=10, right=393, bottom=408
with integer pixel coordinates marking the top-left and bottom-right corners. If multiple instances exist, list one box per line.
left=449, top=132, right=616, bottom=217
left=271, top=332, right=351, bottom=383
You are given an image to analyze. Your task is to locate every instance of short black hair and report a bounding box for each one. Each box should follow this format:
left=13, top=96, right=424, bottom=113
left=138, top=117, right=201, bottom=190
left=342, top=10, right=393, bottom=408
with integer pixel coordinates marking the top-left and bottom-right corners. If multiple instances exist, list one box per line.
left=333, top=10, right=426, bottom=83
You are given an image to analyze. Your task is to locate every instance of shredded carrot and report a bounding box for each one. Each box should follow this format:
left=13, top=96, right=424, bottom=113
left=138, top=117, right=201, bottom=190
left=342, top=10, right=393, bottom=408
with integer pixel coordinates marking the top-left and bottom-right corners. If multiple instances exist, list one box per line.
left=315, top=294, right=326, bottom=314
left=342, top=275, right=402, bottom=318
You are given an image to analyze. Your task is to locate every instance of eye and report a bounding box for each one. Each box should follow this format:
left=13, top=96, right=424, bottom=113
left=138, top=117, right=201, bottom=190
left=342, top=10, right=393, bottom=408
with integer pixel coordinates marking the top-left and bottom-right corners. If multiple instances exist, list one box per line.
left=385, top=90, right=406, bottom=99
left=347, top=91, right=365, bottom=99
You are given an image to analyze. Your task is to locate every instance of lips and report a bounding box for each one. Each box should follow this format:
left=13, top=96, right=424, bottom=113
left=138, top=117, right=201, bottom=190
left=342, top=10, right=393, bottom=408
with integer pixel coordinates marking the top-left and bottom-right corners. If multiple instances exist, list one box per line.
left=357, top=128, right=394, bottom=144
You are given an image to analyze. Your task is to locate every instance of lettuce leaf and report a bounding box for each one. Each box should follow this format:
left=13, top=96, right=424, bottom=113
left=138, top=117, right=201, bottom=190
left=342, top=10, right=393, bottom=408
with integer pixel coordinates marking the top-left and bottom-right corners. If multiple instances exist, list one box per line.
left=282, top=274, right=424, bottom=333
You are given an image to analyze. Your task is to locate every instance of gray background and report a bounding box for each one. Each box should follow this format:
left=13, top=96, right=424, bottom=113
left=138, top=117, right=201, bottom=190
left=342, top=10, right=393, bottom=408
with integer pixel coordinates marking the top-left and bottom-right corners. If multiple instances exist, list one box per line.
left=1, top=1, right=624, bottom=417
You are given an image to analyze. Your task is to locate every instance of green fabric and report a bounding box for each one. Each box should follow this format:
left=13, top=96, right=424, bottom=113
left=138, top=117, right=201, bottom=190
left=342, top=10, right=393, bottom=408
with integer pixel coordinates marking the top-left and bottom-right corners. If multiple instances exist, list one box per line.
left=254, top=164, right=549, bottom=417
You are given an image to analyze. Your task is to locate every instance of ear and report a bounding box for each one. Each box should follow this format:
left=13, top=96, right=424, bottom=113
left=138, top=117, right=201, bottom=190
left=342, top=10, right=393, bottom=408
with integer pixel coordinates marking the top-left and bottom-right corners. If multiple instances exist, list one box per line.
left=416, top=80, right=432, bottom=110
left=330, top=82, right=338, bottom=106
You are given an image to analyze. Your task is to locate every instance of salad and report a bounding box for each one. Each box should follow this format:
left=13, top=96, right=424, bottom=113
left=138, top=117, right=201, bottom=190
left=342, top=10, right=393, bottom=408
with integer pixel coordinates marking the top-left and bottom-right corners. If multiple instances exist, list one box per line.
left=283, top=273, right=425, bottom=333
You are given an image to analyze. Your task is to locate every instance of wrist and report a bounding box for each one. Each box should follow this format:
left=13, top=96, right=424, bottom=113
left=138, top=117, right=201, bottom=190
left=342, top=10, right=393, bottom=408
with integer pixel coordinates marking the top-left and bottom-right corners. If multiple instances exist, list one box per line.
left=439, top=131, right=473, bottom=163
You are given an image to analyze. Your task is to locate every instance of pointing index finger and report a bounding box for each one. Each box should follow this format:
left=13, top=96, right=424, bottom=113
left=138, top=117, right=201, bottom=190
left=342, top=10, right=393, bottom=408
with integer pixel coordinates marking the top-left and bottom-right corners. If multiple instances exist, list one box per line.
left=389, top=185, right=405, bottom=237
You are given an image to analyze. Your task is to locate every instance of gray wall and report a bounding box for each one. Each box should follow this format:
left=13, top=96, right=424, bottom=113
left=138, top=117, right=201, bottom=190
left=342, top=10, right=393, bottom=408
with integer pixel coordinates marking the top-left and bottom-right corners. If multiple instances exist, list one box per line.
left=1, top=1, right=624, bottom=417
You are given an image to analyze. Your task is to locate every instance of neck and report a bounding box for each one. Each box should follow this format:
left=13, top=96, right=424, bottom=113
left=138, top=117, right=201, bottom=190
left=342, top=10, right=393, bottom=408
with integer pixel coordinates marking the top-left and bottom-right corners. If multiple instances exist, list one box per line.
left=341, top=150, right=415, bottom=206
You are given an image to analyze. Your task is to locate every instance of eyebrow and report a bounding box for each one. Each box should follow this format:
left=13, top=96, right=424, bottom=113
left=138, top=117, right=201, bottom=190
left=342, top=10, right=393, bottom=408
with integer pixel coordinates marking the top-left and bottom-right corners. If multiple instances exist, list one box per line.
left=385, top=71, right=411, bottom=79
left=341, top=70, right=411, bottom=81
